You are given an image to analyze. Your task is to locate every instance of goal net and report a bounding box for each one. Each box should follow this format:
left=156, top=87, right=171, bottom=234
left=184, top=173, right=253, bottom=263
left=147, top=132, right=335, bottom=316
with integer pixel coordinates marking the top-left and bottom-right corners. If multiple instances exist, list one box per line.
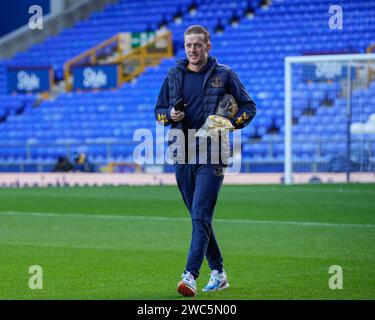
left=284, top=53, right=375, bottom=184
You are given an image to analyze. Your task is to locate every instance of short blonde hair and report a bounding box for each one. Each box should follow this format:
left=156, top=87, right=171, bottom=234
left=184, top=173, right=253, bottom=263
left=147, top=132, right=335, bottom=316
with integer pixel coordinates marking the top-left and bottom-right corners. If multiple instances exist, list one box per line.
left=184, top=25, right=210, bottom=44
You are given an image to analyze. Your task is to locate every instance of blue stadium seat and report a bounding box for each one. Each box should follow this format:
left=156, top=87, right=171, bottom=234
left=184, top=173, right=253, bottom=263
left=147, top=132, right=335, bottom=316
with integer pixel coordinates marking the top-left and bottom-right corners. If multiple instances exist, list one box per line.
left=0, top=0, right=374, bottom=171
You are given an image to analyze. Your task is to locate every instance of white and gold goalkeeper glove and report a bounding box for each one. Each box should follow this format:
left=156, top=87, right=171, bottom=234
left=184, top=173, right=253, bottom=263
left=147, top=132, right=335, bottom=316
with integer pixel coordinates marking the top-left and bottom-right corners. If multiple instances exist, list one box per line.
left=196, top=94, right=238, bottom=138
left=195, top=115, right=234, bottom=138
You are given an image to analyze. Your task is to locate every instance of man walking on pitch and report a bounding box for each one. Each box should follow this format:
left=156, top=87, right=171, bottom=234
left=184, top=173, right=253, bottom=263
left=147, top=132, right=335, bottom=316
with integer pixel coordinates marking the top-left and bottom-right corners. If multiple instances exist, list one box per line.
left=154, top=25, right=256, bottom=297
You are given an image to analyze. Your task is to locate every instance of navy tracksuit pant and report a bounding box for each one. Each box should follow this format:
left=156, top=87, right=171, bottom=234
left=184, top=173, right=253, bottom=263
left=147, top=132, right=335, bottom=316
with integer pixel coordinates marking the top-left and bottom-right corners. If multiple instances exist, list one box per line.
left=175, top=163, right=224, bottom=279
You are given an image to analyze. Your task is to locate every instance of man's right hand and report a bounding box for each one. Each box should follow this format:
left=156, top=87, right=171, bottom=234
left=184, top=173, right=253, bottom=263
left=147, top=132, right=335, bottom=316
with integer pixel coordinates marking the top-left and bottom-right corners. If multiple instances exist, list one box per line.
left=170, top=107, right=185, bottom=122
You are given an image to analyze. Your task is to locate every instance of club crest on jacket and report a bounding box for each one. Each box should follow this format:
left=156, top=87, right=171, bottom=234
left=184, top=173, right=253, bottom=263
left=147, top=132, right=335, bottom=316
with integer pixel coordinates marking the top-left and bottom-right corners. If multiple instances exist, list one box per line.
left=210, top=76, right=223, bottom=88
left=213, top=165, right=224, bottom=176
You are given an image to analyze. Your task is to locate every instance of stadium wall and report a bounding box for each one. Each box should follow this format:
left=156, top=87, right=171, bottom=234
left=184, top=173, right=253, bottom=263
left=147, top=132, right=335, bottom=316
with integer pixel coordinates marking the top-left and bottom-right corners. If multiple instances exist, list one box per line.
left=0, top=0, right=50, bottom=38
left=0, top=173, right=375, bottom=187
left=0, top=0, right=118, bottom=59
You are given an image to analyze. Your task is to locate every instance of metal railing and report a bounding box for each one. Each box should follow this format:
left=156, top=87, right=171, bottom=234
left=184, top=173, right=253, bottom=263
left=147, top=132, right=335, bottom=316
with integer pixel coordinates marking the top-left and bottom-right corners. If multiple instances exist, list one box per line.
left=0, top=137, right=374, bottom=173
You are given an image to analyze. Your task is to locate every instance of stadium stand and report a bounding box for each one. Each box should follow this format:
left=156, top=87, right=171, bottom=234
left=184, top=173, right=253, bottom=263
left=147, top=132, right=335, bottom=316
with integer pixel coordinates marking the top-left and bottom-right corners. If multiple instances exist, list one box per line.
left=0, top=0, right=374, bottom=172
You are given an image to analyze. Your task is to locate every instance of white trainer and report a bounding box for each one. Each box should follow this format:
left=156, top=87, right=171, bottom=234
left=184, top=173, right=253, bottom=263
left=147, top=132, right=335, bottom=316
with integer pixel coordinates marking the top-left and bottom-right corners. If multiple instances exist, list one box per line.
left=177, top=272, right=197, bottom=297
left=202, top=270, right=229, bottom=292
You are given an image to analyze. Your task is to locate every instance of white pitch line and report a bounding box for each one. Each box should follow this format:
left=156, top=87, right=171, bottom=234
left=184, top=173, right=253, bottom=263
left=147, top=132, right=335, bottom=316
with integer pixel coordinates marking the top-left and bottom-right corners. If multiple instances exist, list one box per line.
left=0, top=211, right=374, bottom=229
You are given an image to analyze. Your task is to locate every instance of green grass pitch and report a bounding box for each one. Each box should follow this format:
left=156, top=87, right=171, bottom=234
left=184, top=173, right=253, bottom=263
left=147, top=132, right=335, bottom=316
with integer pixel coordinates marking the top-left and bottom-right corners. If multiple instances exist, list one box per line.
left=0, top=183, right=374, bottom=300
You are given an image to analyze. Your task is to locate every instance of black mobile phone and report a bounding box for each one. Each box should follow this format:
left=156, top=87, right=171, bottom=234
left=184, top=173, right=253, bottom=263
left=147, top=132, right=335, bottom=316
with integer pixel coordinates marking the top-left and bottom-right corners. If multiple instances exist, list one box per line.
left=174, top=99, right=186, bottom=112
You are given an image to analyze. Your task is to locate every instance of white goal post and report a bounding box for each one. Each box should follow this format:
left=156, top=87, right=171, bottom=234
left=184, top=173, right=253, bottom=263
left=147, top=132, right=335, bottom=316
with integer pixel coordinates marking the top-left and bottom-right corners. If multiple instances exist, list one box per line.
left=284, top=53, right=375, bottom=185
